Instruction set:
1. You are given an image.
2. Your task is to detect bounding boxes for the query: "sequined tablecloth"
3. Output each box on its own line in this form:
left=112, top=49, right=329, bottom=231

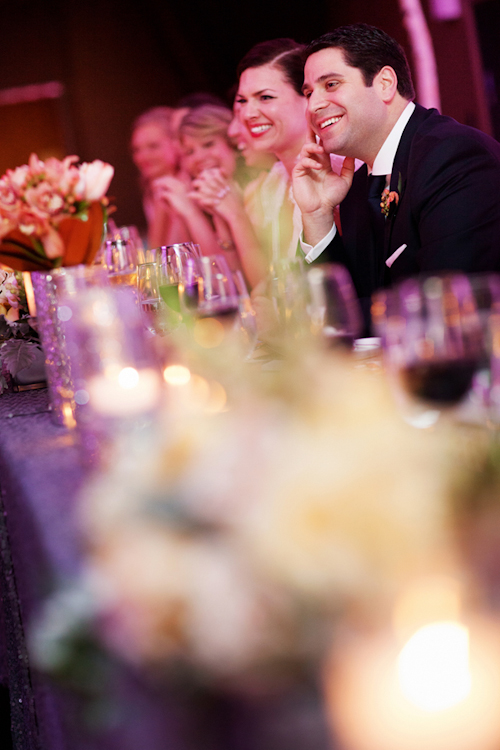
left=0, top=389, right=87, bottom=750
left=0, top=389, right=334, bottom=750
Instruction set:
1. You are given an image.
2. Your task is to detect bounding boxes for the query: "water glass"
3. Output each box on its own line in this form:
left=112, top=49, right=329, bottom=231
left=63, top=286, right=162, bottom=465
left=31, top=265, right=108, bottom=426
left=306, top=264, right=363, bottom=349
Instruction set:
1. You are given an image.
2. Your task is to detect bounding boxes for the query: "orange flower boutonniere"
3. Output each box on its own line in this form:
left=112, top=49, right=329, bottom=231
left=380, top=188, right=399, bottom=218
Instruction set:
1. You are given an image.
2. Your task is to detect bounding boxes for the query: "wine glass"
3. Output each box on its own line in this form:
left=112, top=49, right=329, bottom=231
left=136, top=262, right=165, bottom=335
left=372, top=274, right=484, bottom=424
left=466, top=274, right=500, bottom=422
left=268, top=258, right=309, bottom=337
left=233, top=269, right=258, bottom=353
left=196, top=255, right=239, bottom=325
left=174, top=254, right=201, bottom=317
left=305, top=263, right=363, bottom=349
left=104, top=239, right=137, bottom=287
left=155, top=242, right=201, bottom=266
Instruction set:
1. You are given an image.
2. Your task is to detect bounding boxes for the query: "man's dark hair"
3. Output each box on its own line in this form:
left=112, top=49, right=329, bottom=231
left=237, top=38, right=306, bottom=96
left=305, top=24, right=415, bottom=100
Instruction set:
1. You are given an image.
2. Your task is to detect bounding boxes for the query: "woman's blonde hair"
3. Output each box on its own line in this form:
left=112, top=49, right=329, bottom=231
left=179, top=104, right=234, bottom=144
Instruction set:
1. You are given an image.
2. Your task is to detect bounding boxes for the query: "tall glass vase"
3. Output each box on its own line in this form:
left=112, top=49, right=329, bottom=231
left=31, top=266, right=107, bottom=427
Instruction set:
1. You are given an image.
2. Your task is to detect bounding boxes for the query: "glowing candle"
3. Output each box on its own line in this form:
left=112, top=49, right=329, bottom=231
left=87, top=366, right=161, bottom=417
left=325, top=579, right=500, bottom=750
left=22, top=271, right=37, bottom=316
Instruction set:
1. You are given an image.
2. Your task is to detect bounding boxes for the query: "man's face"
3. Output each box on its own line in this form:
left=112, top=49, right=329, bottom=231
left=303, top=47, right=387, bottom=164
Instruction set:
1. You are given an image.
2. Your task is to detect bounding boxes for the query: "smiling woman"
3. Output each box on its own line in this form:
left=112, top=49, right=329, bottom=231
left=180, top=106, right=237, bottom=180
left=236, top=39, right=307, bottom=176
left=151, top=104, right=268, bottom=285
left=230, top=39, right=309, bottom=264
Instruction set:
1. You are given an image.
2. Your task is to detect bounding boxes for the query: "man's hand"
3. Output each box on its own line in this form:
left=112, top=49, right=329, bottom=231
left=292, top=131, right=355, bottom=246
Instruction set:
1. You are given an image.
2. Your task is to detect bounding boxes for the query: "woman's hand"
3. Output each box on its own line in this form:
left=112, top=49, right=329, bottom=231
left=189, top=168, right=243, bottom=217
left=153, top=175, right=193, bottom=216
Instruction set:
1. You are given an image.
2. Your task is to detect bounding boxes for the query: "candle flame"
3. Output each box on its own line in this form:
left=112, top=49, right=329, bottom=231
left=398, top=621, right=471, bottom=711
left=163, top=365, right=191, bottom=386
left=118, top=367, right=140, bottom=390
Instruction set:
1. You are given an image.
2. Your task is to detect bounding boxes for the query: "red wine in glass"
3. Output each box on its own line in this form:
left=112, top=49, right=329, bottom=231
left=197, top=302, right=239, bottom=326
left=400, top=358, right=478, bottom=405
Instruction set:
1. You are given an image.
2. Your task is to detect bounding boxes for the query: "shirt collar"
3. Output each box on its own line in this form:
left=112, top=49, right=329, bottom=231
left=370, top=101, right=416, bottom=176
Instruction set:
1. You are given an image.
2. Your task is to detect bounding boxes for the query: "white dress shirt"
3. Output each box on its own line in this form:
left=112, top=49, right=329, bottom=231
left=300, top=101, right=416, bottom=263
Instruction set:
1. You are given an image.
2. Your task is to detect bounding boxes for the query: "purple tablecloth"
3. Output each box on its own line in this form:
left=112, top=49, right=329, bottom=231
left=0, top=389, right=86, bottom=750
left=0, top=389, right=334, bottom=750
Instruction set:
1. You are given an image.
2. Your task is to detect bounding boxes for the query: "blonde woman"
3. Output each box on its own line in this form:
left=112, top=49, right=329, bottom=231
left=154, top=105, right=266, bottom=286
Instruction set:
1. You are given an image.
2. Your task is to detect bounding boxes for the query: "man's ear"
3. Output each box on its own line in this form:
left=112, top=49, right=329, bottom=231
left=375, top=65, right=398, bottom=103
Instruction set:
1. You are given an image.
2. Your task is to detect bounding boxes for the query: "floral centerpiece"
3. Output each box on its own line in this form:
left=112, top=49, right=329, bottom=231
left=0, top=270, right=40, bottom=393
left=0, top=153, right=114, bottom=271
left=0, top=153, right=114, bottom=396
left=31, top=341, right=454, bottom=699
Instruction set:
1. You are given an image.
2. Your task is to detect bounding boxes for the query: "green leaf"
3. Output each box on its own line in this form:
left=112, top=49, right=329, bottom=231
left=1, top=339, right=39, bottom=376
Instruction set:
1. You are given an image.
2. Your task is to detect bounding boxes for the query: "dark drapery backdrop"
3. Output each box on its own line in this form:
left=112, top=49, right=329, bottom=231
left=0, top=0, right=496, bottom=235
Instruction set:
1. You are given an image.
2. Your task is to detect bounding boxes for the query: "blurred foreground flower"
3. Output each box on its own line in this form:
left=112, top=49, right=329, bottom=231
left=62, top=345, right=455, bottom=690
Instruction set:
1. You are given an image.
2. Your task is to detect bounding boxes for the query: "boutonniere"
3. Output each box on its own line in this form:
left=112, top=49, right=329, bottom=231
left=380, top=173, right=402, bottom=218
left=380, top=188, right=399, bottom=217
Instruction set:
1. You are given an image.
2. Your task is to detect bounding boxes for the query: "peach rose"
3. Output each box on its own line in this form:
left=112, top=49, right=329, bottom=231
left=25, top=181, right=65, bottom=217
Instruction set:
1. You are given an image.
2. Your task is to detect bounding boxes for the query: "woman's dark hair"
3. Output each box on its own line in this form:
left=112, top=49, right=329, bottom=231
left=305, top=24, right=415, bottom=100
left=237, top=38, right=306, bottom=96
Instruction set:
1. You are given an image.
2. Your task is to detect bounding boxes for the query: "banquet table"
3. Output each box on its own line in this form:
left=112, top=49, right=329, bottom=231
left=0, top=388, right=335, bottom=750
left=0, top=388, right=88, bottom=750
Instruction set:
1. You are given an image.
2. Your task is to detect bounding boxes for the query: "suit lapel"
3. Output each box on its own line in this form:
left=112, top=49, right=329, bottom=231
left=339, top=164, right=382, bottom=298
left=384, top=104, right=435, bottom=259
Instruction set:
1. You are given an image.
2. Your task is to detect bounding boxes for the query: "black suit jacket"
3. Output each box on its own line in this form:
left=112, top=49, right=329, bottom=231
left=320, top=104, right=500, bottom=303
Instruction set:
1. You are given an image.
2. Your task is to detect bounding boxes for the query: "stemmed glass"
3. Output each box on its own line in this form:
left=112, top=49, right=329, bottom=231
left=177, top=254, right=201, bottom=316
left=372, top=274, right=485, bottom=423
left=233, top=269, right=258, bottom=353
left=155, top=242, right=201, bottom=266
left=305, top=263, right=363, bottom=349
left=155, top=243, right=202, bottom=315
left=136, top=262, right=165, bottom=335
left=467, top=274, right=500, bottom=421
left=196, top=255, right=240, bottom=324
left=157, top=256, right=181, bottom=312
left=104, top=239, right=138, bottom=287
left=267, top=258, right=309, bottom=339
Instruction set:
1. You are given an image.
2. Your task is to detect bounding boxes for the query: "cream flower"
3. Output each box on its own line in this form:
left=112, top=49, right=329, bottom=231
left=75, top=160, right=114, bottom=202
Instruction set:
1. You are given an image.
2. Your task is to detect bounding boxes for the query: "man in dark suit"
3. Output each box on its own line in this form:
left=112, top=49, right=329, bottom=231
left=293, top=24, right=500, bottom=315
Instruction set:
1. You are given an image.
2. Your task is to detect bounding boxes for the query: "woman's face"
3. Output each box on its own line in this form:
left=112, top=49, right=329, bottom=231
left=131, top=123, right=178, bottom=182
left=228, top=110, right=276, bottom=170
left=181, top=133, right=237, bottom=178
left=236, top=64, right=308, bottom=160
